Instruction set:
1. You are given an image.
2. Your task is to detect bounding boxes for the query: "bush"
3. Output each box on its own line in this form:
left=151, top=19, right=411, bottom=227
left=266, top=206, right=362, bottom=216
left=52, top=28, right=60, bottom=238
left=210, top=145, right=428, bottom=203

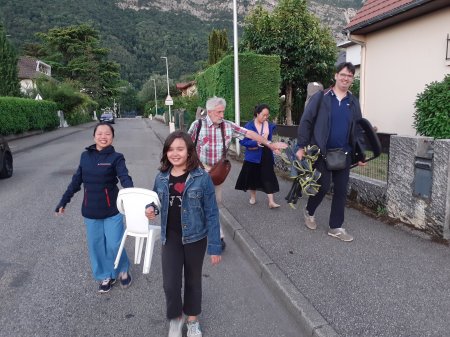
left=0, top=97, right=59, bottom=135
left=143, top=100, right=163, bottom=117
left=173, top=95, right=200, bottom=128
left=36, top=78, right=97, bottom=122
left=414, top=74, right=450, bottom=139
left=351, top=77, right=360, bottom=100
left=196, top=53, right=281, bottom=123
left=66, top=110, right=93, bottom=126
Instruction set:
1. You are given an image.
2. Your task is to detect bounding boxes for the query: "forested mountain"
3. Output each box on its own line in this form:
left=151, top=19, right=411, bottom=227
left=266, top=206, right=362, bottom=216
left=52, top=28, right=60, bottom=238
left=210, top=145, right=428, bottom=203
left=0, top=0, right=362, bottom=89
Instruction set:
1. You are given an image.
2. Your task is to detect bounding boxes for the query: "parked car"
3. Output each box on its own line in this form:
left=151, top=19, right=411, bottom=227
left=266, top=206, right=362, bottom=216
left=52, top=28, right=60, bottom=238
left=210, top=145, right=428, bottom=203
left=99, top=112, right=115, bottom=124
left=0, top=136, right=13, bottom=179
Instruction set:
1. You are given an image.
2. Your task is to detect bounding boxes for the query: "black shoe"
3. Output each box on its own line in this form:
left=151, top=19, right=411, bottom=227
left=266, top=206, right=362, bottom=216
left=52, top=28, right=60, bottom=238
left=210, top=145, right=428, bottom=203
left=98, top=278, right=115, bottom=293
left=119, top=271, right=132, bottom=289
left=221, top=238, right=226, bottom=252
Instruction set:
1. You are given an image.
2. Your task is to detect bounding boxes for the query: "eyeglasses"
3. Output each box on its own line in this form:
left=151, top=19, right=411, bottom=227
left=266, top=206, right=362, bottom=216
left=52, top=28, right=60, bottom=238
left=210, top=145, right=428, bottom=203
left=338, top=73, right=354, bottom=80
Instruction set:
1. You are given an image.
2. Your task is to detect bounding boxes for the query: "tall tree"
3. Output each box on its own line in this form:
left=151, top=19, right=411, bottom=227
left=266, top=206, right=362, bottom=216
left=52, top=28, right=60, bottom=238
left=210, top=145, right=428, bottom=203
left=36, top=24, right=121, bottom=107
left=116, top=83, right=139, bottom=115
left=0, top=24, right=20, bottom=97
left=208, top=29, right=229, bottom=65
left=241, top=0, right=337, bottom=125
left=138, top=74, right=176, bottom=106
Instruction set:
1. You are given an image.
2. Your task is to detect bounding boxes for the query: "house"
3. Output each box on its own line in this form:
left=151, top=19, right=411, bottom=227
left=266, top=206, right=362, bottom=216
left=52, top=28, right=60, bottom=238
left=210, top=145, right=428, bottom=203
left=344, top=0, right=450, bottom=136
left=175, top=81, right=197, bottom=97
left=17, top=56, right=52, bottom=96
left=337, top=40, right=361, bottom=77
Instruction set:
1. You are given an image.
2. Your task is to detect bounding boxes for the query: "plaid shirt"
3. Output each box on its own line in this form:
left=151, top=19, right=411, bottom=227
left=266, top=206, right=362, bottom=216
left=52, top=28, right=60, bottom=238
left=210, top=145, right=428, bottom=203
left=188, top=115, right=248, bottom=166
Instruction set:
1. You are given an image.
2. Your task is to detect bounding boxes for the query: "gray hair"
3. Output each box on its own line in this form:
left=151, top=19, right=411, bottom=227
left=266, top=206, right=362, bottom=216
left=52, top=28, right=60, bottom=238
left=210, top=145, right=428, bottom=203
left=206, top=96, right=226, bottom=112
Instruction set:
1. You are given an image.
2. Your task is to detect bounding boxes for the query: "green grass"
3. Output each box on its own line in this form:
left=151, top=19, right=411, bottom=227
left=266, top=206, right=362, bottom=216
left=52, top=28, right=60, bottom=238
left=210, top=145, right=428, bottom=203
left=352, top=151, right=388, bottom=181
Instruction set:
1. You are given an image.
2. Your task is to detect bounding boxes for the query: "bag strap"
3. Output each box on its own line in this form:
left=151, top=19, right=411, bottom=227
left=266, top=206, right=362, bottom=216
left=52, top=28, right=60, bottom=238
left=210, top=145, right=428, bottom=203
left=220, top=121, right=227, bottom=158
left=194, top=118, right=202, bottom=147
left=194, top=118, right=227, bottom=158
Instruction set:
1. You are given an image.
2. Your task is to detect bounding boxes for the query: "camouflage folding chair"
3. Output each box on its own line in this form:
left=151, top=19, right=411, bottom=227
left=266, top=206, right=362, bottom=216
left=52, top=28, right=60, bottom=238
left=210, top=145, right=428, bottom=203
left=281, top=143, right=322, bottom=209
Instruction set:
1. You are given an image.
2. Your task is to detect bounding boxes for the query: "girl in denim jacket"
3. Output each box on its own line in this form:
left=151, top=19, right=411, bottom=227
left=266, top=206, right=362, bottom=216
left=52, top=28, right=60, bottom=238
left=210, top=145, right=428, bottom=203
left=145, top=131, right=221, bottom=337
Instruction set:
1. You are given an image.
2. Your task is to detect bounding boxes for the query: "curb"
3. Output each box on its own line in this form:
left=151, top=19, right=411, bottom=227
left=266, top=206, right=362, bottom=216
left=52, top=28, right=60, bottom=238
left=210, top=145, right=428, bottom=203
left=220, top=206, right=339, bottom=337
left=8, top=123, right=96, bottom=154
left=4, top=129, right=45, bottom=141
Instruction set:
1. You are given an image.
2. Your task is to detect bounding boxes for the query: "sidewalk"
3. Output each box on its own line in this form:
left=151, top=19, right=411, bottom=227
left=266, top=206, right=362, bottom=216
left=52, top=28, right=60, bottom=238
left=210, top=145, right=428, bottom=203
left=14, top=120, right=450, bottom=337
left=149, top=119, right=450, bottom=337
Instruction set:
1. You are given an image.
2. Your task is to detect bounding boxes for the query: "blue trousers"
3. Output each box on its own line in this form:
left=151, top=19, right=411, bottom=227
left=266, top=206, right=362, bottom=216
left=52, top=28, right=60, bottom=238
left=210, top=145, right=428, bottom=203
left=306, top=156, right=351, bottom=229
left=84, top=213, right=129, bottom=281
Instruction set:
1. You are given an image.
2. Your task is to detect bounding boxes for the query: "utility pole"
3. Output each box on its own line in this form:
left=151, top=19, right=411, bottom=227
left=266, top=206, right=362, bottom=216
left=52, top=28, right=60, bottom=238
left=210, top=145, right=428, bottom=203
left=152, top=78, right=158, bottom=117
left=161, top=56, right=175, bottom=132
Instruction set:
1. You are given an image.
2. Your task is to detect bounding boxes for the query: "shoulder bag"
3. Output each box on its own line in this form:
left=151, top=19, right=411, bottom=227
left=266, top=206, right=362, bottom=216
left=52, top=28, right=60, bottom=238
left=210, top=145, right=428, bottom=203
left=311, top=92, right=348, bottom=171
left=324, top=148, right=348, bottom=170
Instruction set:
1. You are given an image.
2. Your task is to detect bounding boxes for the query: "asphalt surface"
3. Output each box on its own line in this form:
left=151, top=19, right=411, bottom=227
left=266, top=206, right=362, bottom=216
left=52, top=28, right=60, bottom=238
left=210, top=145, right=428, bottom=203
left=1, top=119, right=301, bottom=337
left=6, top=119, right=450, bottom=337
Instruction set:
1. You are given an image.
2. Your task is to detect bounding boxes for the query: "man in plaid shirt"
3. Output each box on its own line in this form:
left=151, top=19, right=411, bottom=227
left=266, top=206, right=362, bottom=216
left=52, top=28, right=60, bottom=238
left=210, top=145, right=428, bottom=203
left=188, top=96, right=286, bottom=250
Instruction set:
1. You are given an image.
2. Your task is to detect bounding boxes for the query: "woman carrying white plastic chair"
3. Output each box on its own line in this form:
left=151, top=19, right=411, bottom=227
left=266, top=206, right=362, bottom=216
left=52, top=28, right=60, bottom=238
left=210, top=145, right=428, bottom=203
left=55, top=123, right=133, bottom=294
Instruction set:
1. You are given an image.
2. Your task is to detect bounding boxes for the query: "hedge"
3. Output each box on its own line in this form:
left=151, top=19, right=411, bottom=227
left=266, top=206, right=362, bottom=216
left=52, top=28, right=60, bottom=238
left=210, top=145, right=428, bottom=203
left=196, top=52, right=281, bottom=123
left=414, top=74, right=450, bottom=139
left=0, top=97, right=59, bottom=135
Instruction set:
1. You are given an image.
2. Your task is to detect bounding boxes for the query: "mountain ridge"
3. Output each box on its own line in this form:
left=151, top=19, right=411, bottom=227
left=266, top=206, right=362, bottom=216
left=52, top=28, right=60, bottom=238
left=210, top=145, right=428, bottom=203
left=0, top=0, right=362, bottom=88
left=116, top=0, right=361, bottom=40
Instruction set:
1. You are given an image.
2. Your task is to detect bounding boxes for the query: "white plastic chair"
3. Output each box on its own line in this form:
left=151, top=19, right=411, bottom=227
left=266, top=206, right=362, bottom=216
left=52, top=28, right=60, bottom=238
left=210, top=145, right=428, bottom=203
left=115, top=187, right=161, bottom=274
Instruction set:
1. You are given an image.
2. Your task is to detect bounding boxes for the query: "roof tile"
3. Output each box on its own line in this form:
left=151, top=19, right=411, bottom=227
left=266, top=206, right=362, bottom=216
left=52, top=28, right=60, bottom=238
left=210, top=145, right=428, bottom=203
left=346, top=0, right=414, bottom=30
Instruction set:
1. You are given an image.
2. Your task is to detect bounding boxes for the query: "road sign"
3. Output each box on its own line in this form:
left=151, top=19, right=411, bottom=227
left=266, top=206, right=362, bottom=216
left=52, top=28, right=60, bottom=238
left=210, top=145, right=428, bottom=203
left=165, top=95, right=173, bottom=106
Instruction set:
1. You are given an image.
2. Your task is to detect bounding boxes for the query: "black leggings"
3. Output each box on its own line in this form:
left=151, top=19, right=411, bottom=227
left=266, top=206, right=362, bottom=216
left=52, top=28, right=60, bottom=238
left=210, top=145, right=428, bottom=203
left=161, top=230, right=207, bottom=319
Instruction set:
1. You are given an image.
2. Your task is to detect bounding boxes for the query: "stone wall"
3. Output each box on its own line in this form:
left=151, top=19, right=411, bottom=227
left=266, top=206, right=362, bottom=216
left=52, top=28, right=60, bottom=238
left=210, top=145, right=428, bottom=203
left=245, top=134, right=450, bottom=240
left=431, top=139, right=450, bottom=239
left=348, top=174, right=386, bottom=210
left=386, top=136, right=450, bottom=239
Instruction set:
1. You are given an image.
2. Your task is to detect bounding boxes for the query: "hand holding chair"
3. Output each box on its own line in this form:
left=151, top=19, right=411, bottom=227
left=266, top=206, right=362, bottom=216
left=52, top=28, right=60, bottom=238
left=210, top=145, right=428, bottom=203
left=115, top=188, right=161, bottom=274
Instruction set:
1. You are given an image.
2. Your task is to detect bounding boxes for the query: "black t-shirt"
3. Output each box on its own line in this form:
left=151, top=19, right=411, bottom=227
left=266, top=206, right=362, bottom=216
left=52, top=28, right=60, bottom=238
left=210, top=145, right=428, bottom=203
left=167, top=171, right=189, bottom=236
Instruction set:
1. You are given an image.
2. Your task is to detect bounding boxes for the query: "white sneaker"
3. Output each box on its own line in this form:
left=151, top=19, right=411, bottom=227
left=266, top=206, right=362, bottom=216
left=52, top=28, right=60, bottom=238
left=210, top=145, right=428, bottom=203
left=168, top=316, right=184, bottom=337
left=303, top=207, right=317, bottom=230
left=186, top=320, right=202, bottom=337
left=328, top=228, right=353, bottom=242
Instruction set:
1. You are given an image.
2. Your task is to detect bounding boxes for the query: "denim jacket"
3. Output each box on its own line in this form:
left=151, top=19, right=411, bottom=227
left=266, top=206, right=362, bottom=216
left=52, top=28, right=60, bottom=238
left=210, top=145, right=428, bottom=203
left=153, top=167, right=222, bottom=255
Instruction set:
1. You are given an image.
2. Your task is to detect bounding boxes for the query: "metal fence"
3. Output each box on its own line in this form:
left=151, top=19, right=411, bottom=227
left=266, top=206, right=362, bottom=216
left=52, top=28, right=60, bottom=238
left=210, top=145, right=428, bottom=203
left=351, top=151, right=389, bottom=181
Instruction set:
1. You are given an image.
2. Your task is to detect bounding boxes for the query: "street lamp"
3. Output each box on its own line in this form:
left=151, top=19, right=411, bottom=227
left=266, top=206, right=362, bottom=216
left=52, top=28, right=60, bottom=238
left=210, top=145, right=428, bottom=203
left=161, top=56, right=175, bottom=132
left=151, top=78, right=158, bottom=118
left=232, top=0, right=241, bottom=155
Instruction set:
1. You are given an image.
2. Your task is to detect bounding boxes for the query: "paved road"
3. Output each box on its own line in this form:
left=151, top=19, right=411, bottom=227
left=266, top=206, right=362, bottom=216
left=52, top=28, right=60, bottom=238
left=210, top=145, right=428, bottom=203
left=5, top=118, right=450, bottom=337
left=0, top=119, right=303, bottom=337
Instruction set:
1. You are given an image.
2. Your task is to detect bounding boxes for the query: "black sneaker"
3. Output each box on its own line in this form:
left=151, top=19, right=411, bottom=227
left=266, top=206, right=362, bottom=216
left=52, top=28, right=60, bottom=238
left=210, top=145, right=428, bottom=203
left=221, top=238, right=226, bottom=252
left=119, top=271, right=132, bottom=289
left=98, top=278, right=115, bottom=293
